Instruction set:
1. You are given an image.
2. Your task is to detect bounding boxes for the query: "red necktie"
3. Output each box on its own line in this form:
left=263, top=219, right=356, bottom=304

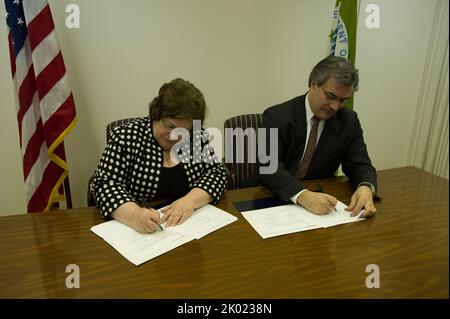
left=296, top=116, right=320, bottom=180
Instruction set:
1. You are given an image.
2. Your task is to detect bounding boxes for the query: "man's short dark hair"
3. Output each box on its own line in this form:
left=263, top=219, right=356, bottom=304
left=308, top=56, right=359, bottom=91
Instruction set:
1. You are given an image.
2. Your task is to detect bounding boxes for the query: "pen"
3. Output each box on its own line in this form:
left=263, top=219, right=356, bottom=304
left=150, top=216, right=163, bottom=231
left=142, top=199, right=164, bottom=231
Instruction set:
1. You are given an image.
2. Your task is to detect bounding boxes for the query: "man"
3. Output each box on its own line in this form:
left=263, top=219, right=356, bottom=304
left=258, top=56, right=377, bottom=218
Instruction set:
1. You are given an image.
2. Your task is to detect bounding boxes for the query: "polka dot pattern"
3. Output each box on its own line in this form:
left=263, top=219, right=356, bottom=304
left=91, top=117, right=228, bottom=218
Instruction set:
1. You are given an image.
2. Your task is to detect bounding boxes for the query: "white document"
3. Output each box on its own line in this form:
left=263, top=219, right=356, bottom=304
left=91, top=204, right=237, bottom=266
left=159, top=205, right=238, bottom=239
left=241, top=201, right=365, bottom=239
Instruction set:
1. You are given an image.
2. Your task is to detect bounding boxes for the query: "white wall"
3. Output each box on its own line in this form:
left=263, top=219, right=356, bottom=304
left=357, top=0, right=438, bottom=169
left=0, top=0, right=439, bottom=216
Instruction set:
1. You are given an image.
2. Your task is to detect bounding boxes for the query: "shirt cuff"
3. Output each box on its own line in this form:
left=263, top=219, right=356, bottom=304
left=290, top=189, right=308, bottom=205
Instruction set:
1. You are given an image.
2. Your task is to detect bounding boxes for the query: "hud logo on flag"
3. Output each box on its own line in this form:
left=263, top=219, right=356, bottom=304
left=330, top=3, right=350, bottom=59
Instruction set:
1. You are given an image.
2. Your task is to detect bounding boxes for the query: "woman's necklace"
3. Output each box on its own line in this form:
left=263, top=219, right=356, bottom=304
left=163, top=151, right=176, bottom=167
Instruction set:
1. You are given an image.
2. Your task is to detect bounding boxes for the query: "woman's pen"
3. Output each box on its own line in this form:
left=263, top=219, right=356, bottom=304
left=151, top=218, right=163, bottom=231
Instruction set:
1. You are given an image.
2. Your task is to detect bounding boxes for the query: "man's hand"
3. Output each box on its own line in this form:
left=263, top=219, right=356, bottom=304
left=161, top=196, right=195, bottom=227
left=297, top=190, right=338, bottom=215
left=345, top=186, right=377, bottom=218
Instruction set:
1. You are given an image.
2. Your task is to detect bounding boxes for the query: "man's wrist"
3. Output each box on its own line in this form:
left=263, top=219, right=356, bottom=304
left=357, top=182, right=376, bottom=195
left=291, top=189, right=308, bottom=205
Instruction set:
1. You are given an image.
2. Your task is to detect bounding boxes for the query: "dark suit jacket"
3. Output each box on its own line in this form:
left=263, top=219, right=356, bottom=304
left=256, top=94, right=377, bottom=202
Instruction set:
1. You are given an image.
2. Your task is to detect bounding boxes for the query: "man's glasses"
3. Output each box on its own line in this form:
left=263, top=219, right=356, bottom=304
left=319, top=86, right=350, bottom=105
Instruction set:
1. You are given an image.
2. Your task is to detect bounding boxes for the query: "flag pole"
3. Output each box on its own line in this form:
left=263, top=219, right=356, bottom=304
left=63, top=175, right=73, bottom=209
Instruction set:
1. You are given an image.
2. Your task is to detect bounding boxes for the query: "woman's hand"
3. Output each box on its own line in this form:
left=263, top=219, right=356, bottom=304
left=131, top=207, right=162, bottom=233
left=112, top=202, right=162, bottom=234
left=161, top=196, right=195, bottom=227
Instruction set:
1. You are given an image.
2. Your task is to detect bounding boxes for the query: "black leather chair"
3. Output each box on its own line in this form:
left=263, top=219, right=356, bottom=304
left=223, top=113, right=263, bottom=189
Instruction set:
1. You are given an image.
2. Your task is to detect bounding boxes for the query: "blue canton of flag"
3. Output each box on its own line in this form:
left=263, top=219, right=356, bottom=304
left=5, top=0, right=27, bottom=56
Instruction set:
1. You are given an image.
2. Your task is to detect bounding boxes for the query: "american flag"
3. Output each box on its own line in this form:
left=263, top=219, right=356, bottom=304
left=4, top=0, right=76, bottom=213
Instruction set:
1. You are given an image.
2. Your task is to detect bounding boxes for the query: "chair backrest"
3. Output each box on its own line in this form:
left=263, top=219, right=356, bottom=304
left=223, top=113, right=263, bottom=189
left=87, top=117, right=143, bottom=206
left=106, top=117, right=142, bottom=143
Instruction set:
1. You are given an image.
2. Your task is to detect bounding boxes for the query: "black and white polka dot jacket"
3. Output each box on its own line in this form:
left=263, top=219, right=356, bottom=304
left=92, top=117, right=228, bottom=218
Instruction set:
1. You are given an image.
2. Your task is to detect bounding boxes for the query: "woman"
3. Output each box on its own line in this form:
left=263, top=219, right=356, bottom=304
left=92, top=78, right=228, bottom=233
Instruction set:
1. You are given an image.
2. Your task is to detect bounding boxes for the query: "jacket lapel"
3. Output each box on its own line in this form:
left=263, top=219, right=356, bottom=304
left=291, top=96, right=308, bottom=174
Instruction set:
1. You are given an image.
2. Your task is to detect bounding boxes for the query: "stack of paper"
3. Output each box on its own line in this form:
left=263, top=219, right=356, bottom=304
left=241, top=201, right=365, bottom=239
left=91, top=205, right=237, bottom=266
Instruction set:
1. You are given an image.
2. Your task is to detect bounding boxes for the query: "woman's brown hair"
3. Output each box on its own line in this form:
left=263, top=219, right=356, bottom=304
left=149, top=78, right=207, bottom=122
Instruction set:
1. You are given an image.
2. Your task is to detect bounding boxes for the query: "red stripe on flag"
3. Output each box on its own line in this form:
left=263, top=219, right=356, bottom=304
left=8, top=32, right=16, bottom=76
left=27, top=5, right=55, bottom=51
left=17, top=67, right=38, bottom=148
left=27, top=160, right=65, bottom=213
left=43, top=94, right=76, bottom=147
left=22, top=118, right=44, bottom=180
left=8, top=1, right=77, bottom=213
left=35, top=51, right=65, bottom=100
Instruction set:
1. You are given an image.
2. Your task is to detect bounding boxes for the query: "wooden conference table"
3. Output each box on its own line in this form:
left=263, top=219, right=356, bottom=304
left=0, top=166, right=448, bottom=298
